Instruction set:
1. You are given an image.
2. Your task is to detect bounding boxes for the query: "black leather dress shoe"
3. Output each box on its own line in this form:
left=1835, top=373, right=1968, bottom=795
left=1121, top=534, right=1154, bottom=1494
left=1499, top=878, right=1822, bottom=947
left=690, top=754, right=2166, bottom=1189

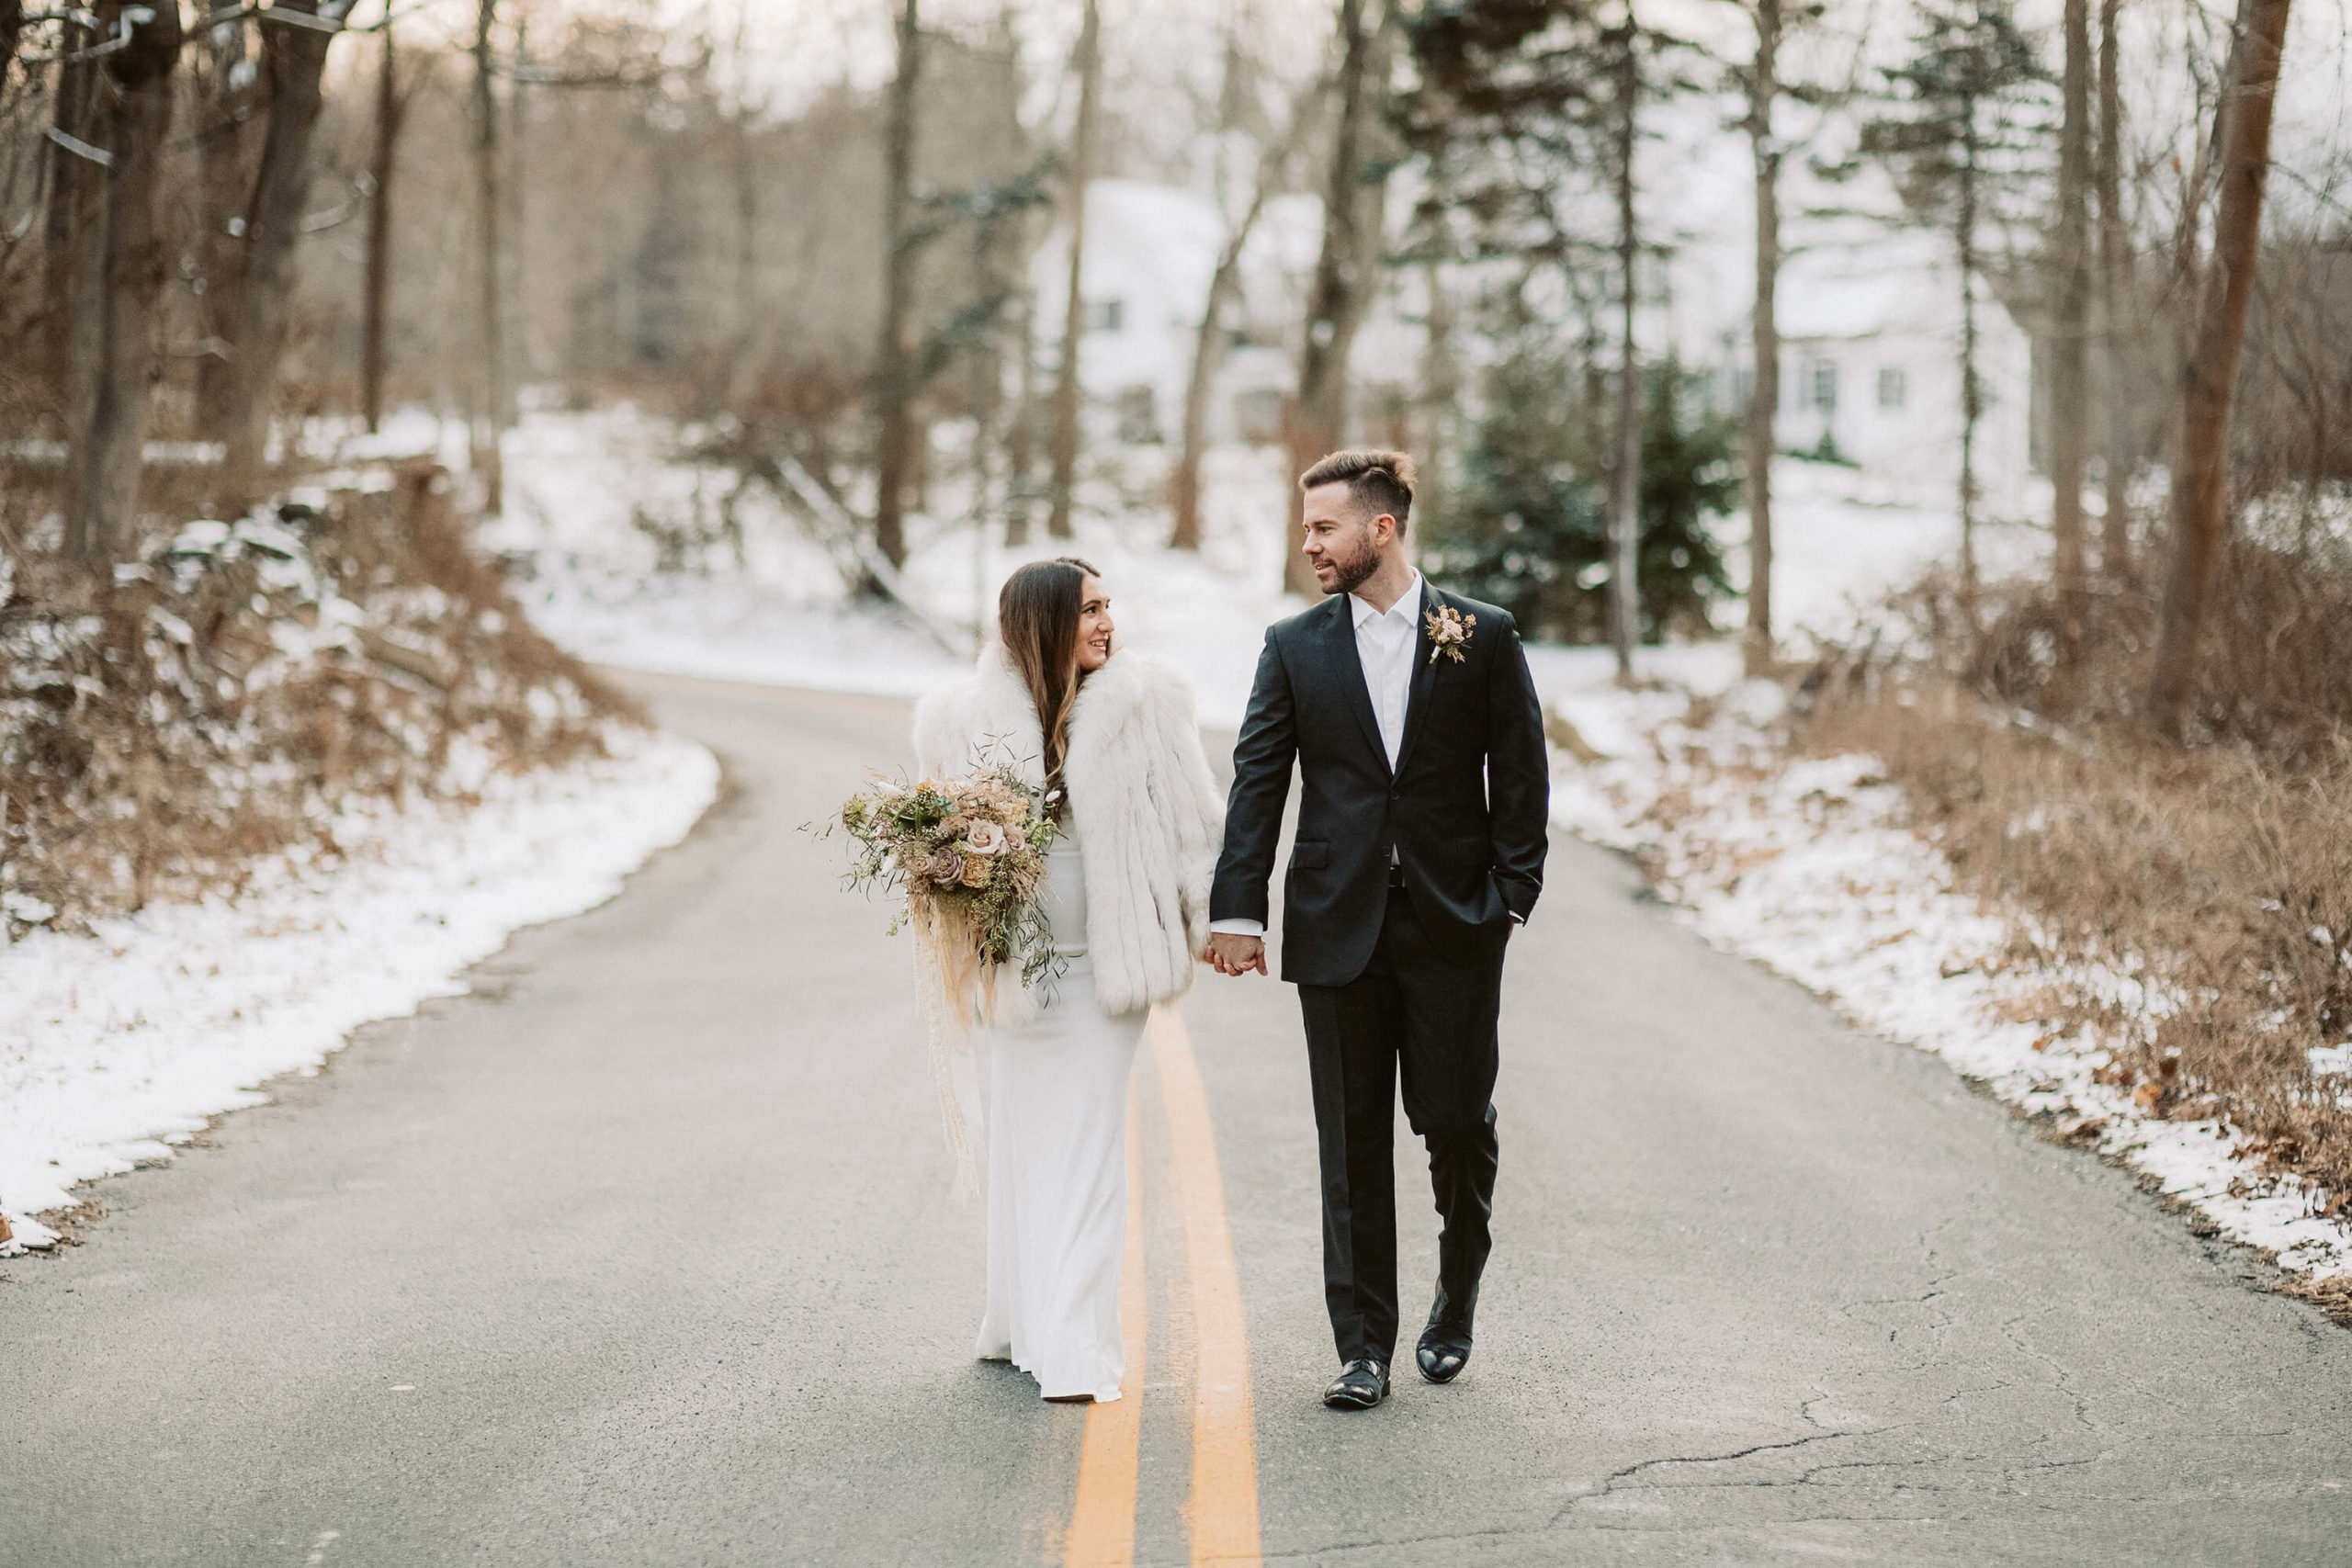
left=1416, top=1327, right=1471, bottom=1384
left=1323, top=1359, right=1389, bottom=1409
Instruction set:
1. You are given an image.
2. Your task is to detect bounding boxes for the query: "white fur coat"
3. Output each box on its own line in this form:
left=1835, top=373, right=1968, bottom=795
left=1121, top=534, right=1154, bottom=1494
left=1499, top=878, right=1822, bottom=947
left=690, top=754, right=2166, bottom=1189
left=913, top=645, right=1223, bottom=1017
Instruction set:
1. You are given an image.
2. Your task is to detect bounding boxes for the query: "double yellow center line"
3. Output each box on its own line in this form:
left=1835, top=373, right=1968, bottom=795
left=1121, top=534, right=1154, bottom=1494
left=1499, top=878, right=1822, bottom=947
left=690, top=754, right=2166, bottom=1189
left=1063, top=1008, right=1263, bottom=1568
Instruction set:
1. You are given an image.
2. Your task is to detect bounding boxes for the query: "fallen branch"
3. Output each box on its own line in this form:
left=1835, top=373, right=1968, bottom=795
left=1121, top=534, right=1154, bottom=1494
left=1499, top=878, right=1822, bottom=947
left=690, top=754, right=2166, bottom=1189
left=356, top=627, right=456, bottom=691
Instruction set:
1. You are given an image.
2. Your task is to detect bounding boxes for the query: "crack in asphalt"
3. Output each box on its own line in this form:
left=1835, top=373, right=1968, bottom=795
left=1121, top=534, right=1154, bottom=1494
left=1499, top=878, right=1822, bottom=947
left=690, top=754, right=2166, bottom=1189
left=1548, top=1429, right=1858, bottom=1525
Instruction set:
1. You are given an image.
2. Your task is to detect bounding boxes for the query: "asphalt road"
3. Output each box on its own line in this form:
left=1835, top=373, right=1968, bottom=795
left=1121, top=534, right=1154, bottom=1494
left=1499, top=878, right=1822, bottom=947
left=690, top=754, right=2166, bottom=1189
left=7, top=672, right=2352, bottom=1567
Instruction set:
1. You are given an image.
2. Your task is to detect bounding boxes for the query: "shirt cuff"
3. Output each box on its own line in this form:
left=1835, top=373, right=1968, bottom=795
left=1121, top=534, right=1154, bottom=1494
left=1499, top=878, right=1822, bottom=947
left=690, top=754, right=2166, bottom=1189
left=1208, top=918, right=1266, bottom=938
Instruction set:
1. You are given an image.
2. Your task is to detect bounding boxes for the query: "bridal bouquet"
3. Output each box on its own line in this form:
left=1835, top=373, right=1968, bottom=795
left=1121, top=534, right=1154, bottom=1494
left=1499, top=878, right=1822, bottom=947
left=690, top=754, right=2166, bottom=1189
left=834, top=764, right=1065, bottom=1019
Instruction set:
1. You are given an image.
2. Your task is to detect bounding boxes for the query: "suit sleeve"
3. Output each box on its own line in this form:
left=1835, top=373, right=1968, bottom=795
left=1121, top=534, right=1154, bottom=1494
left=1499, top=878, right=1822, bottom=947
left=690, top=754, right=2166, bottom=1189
left=1486, top=613, right=1549, bottom=923
left=1208, top=627, right=1298, bottom=928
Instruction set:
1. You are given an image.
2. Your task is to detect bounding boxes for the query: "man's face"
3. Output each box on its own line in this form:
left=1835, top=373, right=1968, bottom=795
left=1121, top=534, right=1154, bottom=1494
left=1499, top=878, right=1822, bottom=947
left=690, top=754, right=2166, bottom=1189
left=1301, top=483, right=1391, bottom=596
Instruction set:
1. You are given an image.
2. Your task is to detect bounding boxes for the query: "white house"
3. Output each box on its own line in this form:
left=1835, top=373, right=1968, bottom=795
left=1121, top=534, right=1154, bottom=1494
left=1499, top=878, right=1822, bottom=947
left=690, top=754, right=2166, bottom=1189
left=1028, top=152, right=2037, bottom=525
left=1651, top=109, right=2039, bottom=517
left=1026, top=179, right=1423, bottom=452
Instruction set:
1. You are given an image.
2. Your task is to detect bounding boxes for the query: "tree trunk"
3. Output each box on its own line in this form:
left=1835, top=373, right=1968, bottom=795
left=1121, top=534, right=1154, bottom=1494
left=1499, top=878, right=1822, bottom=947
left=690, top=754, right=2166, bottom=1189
left=1607, top=14, right=1641, bottom=680
left=2050, top=0, right=2093, bottom=615
left=193, top=14, right=259, bottom=436
left=63, top=0, right=183, bottom=562
left=1956, top=109, right=1982, bottom=625
left=2095, top=0, right=2132, bottom=576
left=1417, top=258, right=1458, bottom=538
left=1286, top=0, right=1387, bottom=597
left=2145, top=0, right=2293, bottom=739
left=967, top=217, right=1009, bottom=645
left=503, top=11, right=526, bottom=422
left=216, top=0, right=341, bottom=512
left=1173, top=79, right=1315, bottom=551
left=1742, top=0, right=1781, bottom=676
left=470, top=0, right=505, bottom=513
left=362, top=19, right=401, bottom=434
left=1045, top=0, right=1102, bottom=542
left=2158, top=11, right=2243, bottom=568
left=729, top=6, right=757, bottom=404
left=871, top=0, right=921, bottom=569
left=1004, top=282, right=1038, bottom=545
left=1170, top=245, right=1239, bottom=552
left=41, top=51, right=99, bottom=417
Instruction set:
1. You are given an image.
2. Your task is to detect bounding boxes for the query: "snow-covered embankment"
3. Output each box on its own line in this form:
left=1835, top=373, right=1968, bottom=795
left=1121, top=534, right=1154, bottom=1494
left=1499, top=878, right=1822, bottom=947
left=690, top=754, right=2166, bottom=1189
left=0, top=728, right=717, bottom=1254
left=1547, top=660, right=2352, bottom=1286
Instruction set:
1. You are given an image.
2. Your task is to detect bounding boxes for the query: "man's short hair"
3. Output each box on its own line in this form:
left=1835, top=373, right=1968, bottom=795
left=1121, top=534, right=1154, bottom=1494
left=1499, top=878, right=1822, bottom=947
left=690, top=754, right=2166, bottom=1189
left=1300, top=448, right=1417, bottom=534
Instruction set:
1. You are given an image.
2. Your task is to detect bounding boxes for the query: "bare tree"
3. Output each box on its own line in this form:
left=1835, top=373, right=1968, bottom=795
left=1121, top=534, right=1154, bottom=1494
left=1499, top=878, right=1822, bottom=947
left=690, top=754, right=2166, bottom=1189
left=61, top=0, right=185, bottom=560
left=41, top=48, right=98, bottom=408
left=209, top=0, right=354, bottom=509
left=192, top=13, right=260, bottom=426
left=1044, top=0, right=1102, bottom=542
left=1865, top=0, right=2041, bottom=627
left=1607, top=10, right=1641, bottom=680
left=2094, top=0, right=2131, bottom=576
left=1740, top=0, right=1781, bottom=675
left=726, top=0, right=759, bottom=401
left=471, top=0, right=507, bottom=512
left=2048, top=0, right=2093, bottom=608
left=2145, top=0, right=2294, bottom=738
left=1171, top=73, right=1321, bottom=552
left=361, top=17, right=413, bottom=434
left=872, top=0, right=921, bottom=568
left=1003, top=284, right=1039, bottom=545
left=1285, top=0, right=1390, bottom=597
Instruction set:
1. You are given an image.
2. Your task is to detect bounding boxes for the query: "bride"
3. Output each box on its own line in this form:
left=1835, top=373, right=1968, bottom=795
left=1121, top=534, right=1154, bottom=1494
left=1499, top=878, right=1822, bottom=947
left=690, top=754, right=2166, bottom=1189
left=912, top=557, right=1223, bottom=1403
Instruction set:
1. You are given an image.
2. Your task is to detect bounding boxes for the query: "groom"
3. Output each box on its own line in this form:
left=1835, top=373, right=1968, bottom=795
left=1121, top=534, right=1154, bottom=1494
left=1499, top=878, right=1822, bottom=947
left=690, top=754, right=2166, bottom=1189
left=1207, top=449, right=1549, bottom=1410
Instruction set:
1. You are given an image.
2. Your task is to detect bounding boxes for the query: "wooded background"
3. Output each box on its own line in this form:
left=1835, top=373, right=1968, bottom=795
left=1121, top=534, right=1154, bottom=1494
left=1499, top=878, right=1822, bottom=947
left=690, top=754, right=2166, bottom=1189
left=3, top=0, right=2348, bottom=740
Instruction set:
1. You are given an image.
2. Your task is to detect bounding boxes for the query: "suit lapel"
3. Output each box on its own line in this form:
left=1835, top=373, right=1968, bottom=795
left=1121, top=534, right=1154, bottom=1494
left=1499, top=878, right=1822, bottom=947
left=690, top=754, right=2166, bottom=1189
left=1322, top=593, right=1392, bottom=777
left=1394, top=579, right=1441, bottom=775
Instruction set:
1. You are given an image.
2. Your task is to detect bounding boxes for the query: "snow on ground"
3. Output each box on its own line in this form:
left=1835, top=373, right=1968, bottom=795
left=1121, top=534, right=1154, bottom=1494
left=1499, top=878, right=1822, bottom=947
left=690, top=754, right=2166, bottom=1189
left=1548, top=666, right=2352, bottom=1284
left=451, top=405, right=1306, bottom=726
left=423, top=406, right=2018, bottom=729
left=0, top=728, right=717, bottom=1253
left=1713, top=457, right=2052, bottom=648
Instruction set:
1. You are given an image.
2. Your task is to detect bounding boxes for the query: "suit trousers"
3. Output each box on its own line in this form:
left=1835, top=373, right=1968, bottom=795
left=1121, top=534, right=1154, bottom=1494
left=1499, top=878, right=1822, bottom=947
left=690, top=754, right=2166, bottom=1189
left=1297, top=884, right=1505, bottom=1367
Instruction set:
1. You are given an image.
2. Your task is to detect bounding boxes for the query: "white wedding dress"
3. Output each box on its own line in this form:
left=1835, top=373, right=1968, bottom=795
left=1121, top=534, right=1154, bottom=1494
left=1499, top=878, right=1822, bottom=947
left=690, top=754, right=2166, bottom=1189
left=974, top=814, right=1147, bottom=1401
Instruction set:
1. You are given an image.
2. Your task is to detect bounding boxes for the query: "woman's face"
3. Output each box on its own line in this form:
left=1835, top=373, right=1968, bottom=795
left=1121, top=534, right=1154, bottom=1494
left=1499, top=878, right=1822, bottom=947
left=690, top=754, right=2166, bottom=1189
left=1075, top=575, right=1114, bottom=672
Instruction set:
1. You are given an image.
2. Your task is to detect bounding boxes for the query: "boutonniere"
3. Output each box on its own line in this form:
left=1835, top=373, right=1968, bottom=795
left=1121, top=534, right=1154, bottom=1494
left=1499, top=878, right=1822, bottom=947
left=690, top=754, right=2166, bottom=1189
left=1423, top=604, right=1476, bottom=665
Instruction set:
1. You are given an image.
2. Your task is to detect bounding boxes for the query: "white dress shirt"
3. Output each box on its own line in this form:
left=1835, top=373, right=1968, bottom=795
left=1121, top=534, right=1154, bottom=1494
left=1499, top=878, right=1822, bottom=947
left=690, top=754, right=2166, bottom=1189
left=1212, top=573, right=1423, bottom=941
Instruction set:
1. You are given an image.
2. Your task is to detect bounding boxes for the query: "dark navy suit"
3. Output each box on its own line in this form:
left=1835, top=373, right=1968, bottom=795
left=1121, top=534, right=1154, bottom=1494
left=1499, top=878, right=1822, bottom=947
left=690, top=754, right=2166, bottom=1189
left=1210, top=581, right=1549, bottom=1364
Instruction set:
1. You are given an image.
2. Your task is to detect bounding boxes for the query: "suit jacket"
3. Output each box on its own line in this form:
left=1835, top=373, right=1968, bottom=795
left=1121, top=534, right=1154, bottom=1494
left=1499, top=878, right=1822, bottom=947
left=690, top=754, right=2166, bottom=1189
left=1209, top=581, right=1550, bottom=987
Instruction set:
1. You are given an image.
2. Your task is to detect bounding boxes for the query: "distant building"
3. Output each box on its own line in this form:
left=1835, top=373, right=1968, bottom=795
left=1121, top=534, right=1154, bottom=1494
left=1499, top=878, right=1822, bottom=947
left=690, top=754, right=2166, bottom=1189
left=1651, top=108, right=2040, bottom=517
left=1029, top=154, right=2038, bottom=524
left=1027, top=179, right=1421, bottom=453
left=1692, top=227, right=2036, bottom=514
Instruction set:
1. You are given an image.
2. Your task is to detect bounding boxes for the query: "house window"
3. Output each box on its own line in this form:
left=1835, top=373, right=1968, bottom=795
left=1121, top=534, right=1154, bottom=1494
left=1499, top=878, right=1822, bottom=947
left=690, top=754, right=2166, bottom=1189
left=1084, top=298, right=1124, bottom=334
left=1809, top=358, right=1839, bottom=413
left=1730, top=365, right=1754, bottom=412
left=1877, top=367, right=1907, bottom=411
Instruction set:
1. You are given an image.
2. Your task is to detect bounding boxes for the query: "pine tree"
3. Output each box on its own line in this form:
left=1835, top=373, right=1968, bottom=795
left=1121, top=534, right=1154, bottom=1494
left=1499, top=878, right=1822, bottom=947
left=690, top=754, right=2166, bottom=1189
left=1426, top=313, right=1734, bottom=644
left=1862, top=0, right=2050, bottom=624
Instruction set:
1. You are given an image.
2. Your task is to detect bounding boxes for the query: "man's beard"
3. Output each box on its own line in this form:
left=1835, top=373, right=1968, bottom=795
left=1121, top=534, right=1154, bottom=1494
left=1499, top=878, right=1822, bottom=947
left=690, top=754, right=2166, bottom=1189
left=1320, top=530, right=1380, bottom=596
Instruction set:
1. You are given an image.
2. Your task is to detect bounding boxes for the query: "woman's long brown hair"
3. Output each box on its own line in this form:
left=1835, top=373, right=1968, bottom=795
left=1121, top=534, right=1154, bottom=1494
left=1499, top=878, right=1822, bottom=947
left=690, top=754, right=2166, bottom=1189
left=997, top=557, right=1100, bottom=817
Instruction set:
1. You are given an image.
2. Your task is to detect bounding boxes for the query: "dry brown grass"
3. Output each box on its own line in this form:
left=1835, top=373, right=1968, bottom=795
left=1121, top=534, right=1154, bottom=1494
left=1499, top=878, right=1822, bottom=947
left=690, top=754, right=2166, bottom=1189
left=0, top=463, right=641, bottom=936
left=1796, top=549, right=2352, bottom=1213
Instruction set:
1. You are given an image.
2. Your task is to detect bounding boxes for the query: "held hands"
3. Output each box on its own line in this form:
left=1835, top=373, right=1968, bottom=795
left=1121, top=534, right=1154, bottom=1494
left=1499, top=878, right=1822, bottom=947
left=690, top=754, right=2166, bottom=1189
left=1204, top=931, right=1267, bottom=978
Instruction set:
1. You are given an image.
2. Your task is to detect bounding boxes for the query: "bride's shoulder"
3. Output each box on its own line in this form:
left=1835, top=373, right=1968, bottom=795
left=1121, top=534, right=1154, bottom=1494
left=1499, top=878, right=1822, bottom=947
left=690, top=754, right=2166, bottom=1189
left=912, top=650, right=1026, bottom=761
left=1092, top=649, right=1196, bottom=713
left=1073, top=655, right=1202, bottom=755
